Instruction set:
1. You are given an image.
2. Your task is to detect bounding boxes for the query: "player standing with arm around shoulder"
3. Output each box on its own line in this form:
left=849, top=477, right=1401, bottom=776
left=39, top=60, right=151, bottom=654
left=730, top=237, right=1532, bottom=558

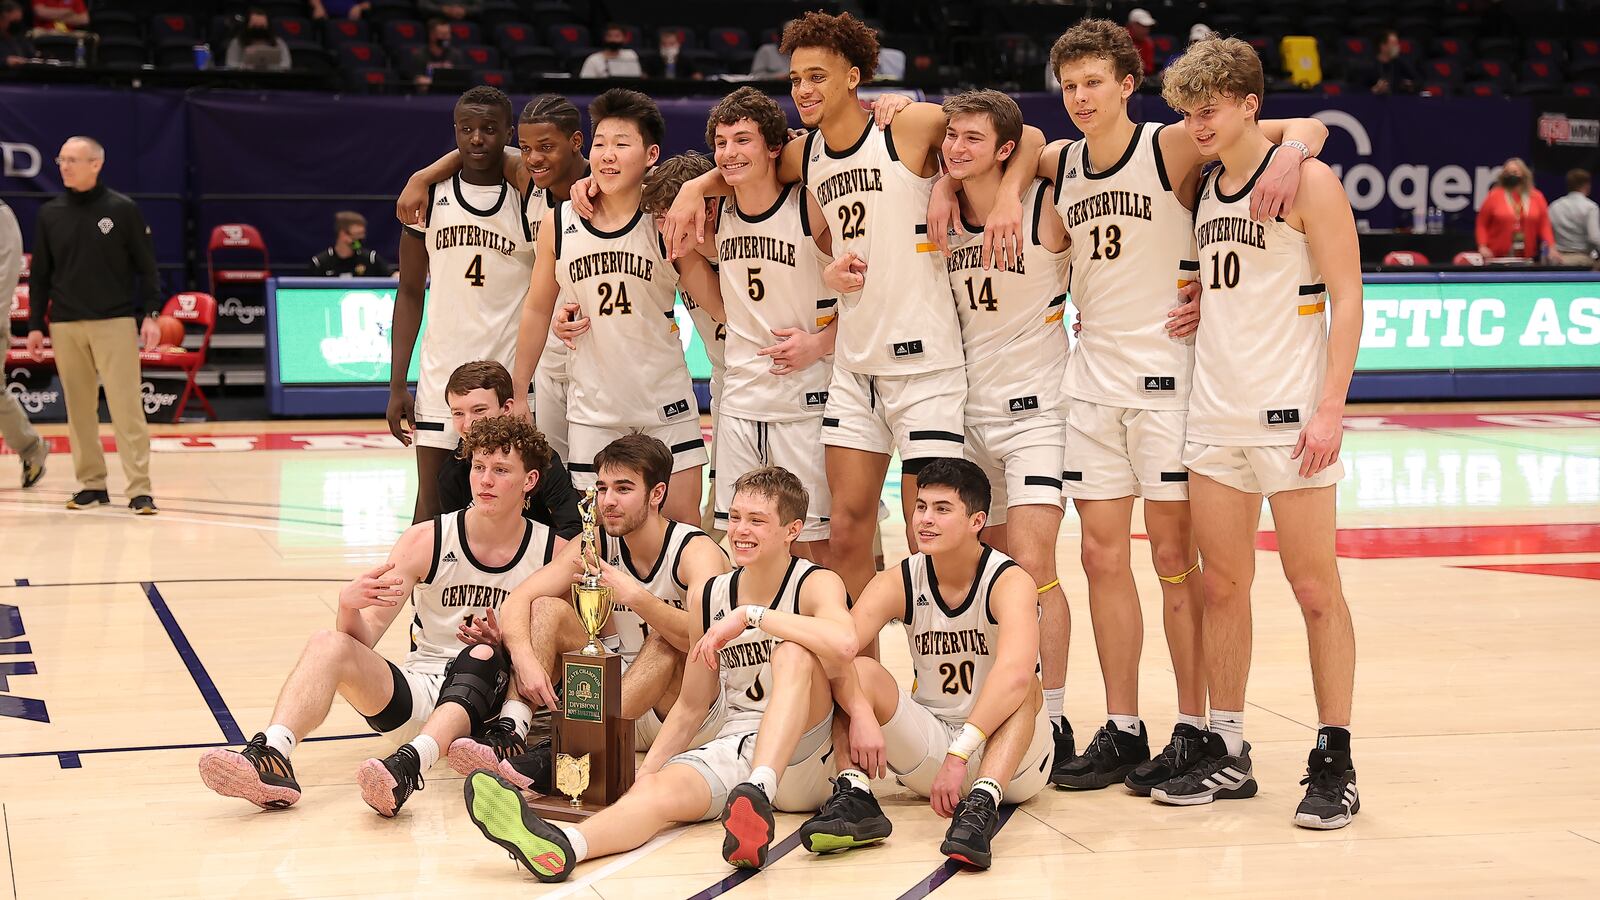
left=462, top=467, right=856, bottom=880
left=1152, top=37, right=1362, bottom=831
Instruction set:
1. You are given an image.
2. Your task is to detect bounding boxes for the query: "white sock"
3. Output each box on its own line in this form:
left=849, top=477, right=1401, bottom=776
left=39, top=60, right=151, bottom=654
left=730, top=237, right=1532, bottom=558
left=839, top=768, right=873, bottom=795
left=1108, top=714, right=1142, bottom=736
left=499, top=699, right=534, bottom=738
left=263, top=724, right=297, bottom=759
left=970, top=777, right=1003, bottom=805
left=1176, top=713, right=1207, bottom=730
left=1209, top=708, right=1245, bottom=756
left=407, top=734, right=440, bottom=770
left=560, top=826, right=589, bottom=863
left=749, top=765, right=778, bottom=799
left=1043, top=688, right=1065, bottom=727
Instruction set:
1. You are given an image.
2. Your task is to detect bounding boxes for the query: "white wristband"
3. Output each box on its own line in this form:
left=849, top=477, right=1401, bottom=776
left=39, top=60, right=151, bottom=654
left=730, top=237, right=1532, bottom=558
left=946, top=722, right=987, bottom=761
left=1283, top=139, right=1310, bottom=161
left=744, top=606, right=766, bottom=632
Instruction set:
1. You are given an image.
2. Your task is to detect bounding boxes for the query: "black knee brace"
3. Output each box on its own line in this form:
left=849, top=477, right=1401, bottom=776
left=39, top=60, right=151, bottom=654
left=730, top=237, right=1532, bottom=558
left=438, top=644, right=510, bottom=732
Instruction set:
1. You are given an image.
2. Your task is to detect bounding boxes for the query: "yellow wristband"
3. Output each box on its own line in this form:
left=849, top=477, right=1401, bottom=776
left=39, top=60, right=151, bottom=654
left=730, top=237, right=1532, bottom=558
left=1157, top=561, right=1201, bottom=584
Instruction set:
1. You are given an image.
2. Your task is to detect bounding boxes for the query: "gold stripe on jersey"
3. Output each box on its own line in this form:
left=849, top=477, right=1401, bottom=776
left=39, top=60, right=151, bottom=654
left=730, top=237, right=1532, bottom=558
left=1298, top=301, right=1327, bottom=316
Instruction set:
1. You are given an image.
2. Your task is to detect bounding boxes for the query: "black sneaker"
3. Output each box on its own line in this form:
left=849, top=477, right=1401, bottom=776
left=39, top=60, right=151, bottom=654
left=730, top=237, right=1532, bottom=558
left=1052, top=720, right=1150, bottom=790
left=1126, top=723, right=1210, bottom=796
left=499, top=738, right=553, bottom=793
left=464, top=769, right=574, bottom=883
left=66, top=489, right=109, bottom=509
left=1150, top=731, right=1258, bottom=806
left=356, top=743, right=425, bottom=817
left=940, top=789, right=1001, bottom=869
left=721, top=782, right=776, bottom=869
left=20, top=448, right=45, bottom=489
left=449, top=717, right=529, bottom=777
left=129, top=494, right=158, bottom=515
left=1051, top=721, right=1076, bottom=771
left=197, top=732, right=302, bottom=809
left=1295, top=749, right=1360, bottom=830
left=799, top=778, right=893, bottom=854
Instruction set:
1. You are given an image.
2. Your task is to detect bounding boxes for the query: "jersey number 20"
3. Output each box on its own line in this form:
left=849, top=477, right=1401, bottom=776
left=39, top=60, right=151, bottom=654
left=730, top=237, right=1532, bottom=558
left=939, top=660, right=975, bottom=694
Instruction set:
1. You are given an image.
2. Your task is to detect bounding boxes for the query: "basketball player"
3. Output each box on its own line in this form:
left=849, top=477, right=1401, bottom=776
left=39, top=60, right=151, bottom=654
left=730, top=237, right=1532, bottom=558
left=798, top=458, right=1048, bottom=870
left=1003, top=19, right=1329, bottom=793
left=197, top=417, right=558, bottom=817
left=400, top=95, right=591, bottom=463
left=390, top=86, right=540, bottom=524
left=482, top=433, right=730, bottom=791
left=463, top=466, right=854, bottom=879
left=1154, top=38, right=1361, bottom=830
left=509, top=89, right=723, bottom=527
left=658, top=11, right=1044, bottom=602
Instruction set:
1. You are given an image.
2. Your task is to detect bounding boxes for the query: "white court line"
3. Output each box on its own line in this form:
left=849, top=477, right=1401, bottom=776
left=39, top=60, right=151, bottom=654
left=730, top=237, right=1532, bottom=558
left=0, top=500, right=381, bottom=543
left=537, top=826, right=689, bottom=900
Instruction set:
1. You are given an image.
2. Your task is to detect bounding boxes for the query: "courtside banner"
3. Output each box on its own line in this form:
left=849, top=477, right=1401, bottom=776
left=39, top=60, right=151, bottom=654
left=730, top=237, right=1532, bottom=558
left=1357, top=277, right=1600, bottom=371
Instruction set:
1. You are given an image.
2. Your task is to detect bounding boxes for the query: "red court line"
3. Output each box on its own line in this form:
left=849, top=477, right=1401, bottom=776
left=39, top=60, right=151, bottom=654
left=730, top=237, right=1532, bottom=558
left=1455, top=562, right=1600, bottom=581
left=1254, top=524, right=1600, bottom=559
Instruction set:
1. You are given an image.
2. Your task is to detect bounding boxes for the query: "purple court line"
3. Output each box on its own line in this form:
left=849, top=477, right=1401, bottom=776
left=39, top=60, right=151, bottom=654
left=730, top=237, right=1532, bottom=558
left=680, top=829, right=805, bottom=900
left=892, top=805, right=1017, bottom=900
left=0, top=732, right=378, bottom=769
left=141, top=582, right=246, bottom=745
left=2, top=577, right=343, bottom=590
left=4, top=802, right=16, bottom=900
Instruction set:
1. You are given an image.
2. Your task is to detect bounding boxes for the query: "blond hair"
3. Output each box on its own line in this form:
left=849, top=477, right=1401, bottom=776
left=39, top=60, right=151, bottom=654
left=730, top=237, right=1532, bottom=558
left=731, top=466, right=809, bottom=527
left=1160, top=38, right=1265, bottom=117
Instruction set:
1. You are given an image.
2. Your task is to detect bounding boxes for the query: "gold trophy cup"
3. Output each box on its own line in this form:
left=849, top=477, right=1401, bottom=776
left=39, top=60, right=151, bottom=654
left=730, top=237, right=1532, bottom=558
left=572, top=490, right=614, bottom=654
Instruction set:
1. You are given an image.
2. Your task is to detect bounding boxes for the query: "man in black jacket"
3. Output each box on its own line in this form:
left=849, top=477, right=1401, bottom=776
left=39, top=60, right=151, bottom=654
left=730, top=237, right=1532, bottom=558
left=25, top=136, right=160, bottom=514
left=438, top=360, right=580, bottom=538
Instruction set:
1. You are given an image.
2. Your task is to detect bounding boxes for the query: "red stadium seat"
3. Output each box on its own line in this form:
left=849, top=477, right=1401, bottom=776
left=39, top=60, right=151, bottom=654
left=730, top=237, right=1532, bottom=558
left=325, top=19, right=370, bottom=45
left=1383, top=250, right=1429, bottom=267
left=140, top=292, right=218, bottom=422
left=149, top=13, right=195, bottom=41
left=448, top=22, right=482, bottom=45
left=1453, top=251, right=1487, bottom=266
left=207, top=224, right=271, bottom=296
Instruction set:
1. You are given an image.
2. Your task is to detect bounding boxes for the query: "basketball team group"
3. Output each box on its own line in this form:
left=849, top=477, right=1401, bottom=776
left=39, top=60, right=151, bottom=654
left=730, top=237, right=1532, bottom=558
left=196, top=11, right=1364, bottom=881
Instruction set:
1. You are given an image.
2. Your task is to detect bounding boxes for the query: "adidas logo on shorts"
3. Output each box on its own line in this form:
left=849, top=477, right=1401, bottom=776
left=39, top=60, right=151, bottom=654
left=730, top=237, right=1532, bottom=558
left=804, top=390, right=829, bottom=409
left=662, top=398, right=691, bottom=419
left=441, top=551, right=458, bottom=563
left=1142, top=376, right=1177, bottom=393
left=1264, top=408, right=1301, bottom=426
left=1008, top=395, right=1039, bottom=414
left=891, top=339, right=925, bottom=358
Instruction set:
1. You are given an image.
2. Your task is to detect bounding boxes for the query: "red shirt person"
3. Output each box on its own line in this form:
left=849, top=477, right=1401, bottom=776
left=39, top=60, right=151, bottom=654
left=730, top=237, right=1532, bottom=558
left=1126, top=8, right=1156, bottom=76
left=1476, top=158, right=1555, bottom=260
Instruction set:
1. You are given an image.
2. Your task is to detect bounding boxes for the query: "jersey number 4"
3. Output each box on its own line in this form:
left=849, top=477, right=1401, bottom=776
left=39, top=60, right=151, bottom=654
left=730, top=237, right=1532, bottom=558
left=962, top=276, right=997, bottom=312
left=837, top=201, right=867, bottom=240
left=939, top=660, right=975, bottom=694
left=597, top=281, right=633, bottom=315
left=465, top=254, right=486, bottom=287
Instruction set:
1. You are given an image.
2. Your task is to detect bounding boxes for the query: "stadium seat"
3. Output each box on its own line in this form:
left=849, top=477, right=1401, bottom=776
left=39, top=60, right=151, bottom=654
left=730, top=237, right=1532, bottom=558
left=508, top=45, right=557, bottom=80
left=1567, top=82, right=1598, bottom=99
left=494, top=22, right=538, bottom=54
left=365, top=0, right=419, bottom=26
left=206, top=224, right=271, bottom=296
left=1571, top=38, right=1600, bottom=68
left=97, top=36, right=148, bottom=68
left=1342, top=57, right=1378, bottom=88
left=1453, top=251, right=1487, bottom=266
left=531, top=1, right=577, bottom=18
left=1474, top=58, right=1512, bottom=84
left=1423, top=58, right=1464, bottom=83
left=1278, top=36, right=1319, bottom=87
left=1151, top=33, right=1179, bottom=62
left=1524, top=38, right=1563, bottom=62
left=462, top=44, right=500, bottom=69
left=1394, top=15, right=1431, bottom=38
left=477, top=68, right=511, bottom=89
left=1517, top=59, right=1560, bottom=93
left=477, top=1, right=524, bottom=28
left=338, top=42, right=387, bottom=69
left=323, top=18, right=368, bottom=46
left=707, top=27, right=751, bottom=59
left=1338, top=36, right=1372, bottom=60
left=658, top=25, right=696, bottom=50
left=546, top=24, right=591, bottom=59
left=1464, top=80, right=1500, bottom=97
left=148, top=13, right=195, bottom=42
left=1419, top=81, right=1454, bottom=97
left=1429, top=36, right=1470, bottom=62
left=1319, top=79, right=1350, bottom=96
left=1383, top=250, right=1429, bottom=267
left=382, top=19, right=427, bottom=50
left=428, top=67, right=476, bottom=92
left=272, top=16, right=314, bottom=44
left=448, top=22, right=482, bottom=46
left=140, top=292, right=217, bottom=422
left=153, top=37, right=200, bottom=69
left=30, top=33, right=80, bottom=64
left=1571, top=57, right=1600, bottom=82
left=347, top=67, right=395, bottom=92
left=1477, top=37, right=1517, bottom=59
left=92, top=11, right=143, bottom=42
left=289, top=45, right=334, bottom=73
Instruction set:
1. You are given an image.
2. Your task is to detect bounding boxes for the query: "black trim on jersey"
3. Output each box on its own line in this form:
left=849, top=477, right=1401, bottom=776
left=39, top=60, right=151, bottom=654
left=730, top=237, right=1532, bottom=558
left=1029, top=177, right=1049, bottom=248
left=424, top=181, right=439, bottom=230
left=883, top=122, right=902, bottom=162
left=1085, top=123, right=1144, bottom=181
left=899, top=557, right=915, bottom=624
left=453, top=174, right=510, bottom=218
left=1024, top=475, right=1064, bottom=489
left=1179, top=259, right=1201, bottom=272
left=733, top=555, right=801, bottom=612
left=822, top=417, right=841, bottom=427
left=701, top=576, right=719, bottom=633
left=415, top=421, right=446, bottom=431
left=817, top=297, right=837, bottom=309
left=552, top=203, right=565, bottom=258
left=1152, top=124, right=1175, bottom=194
left=518, top=182, right=535, bottom=243
left=422, top=514, right=444, bottom=585
left=673, top=530, right=724, bottom=592
left=1047, top=294, right=1068, bottom=308
left=735, top=182, right=794, bottom=224
left=802, top=131, right=816, bottom=185
left=984, top=556, right=1020, bottom=626
left=825, top=119, right=876, bottom=160
left=1216, top=148, right=1280, bottom=204
left=541, top=526, right=558, bottom=564
left=790, top=561, right=820, bottom=614
left=1299, top=282, right=1327, bottom=295
left=927, top=545, right=993, bottom=619
left=670, top=438, right=706, bottom=455
left=458, top=511, right=536, bottom=574
left=799, top=186, right=814, bottom=236
left=1063, top=470, right=1084, bottom=481
left=567, top=460, right=596, bottom=473
left=1055, top=140, right=1074, bottom=189
left=909, top=429, right=965, bottom=443
left=620, top=521, right=673, bottom=584
left=1160, top=471, right=1189, bottom=483
left=579, top=203, right=646, bottom=240
left=657, top=226, right=669, bottom=261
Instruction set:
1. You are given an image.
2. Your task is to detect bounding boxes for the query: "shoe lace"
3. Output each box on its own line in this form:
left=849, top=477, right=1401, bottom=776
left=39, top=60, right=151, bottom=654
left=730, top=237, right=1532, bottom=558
left=953, top=793, right=994, bottom=834
left=1087, top=727, right=1119, bottom=760
left=1299, top=758, right=1343, bottom=802
left=484, top=719, right=526, bottom=758
left=821, top=778, right=862, bottom=815
left=394, top=746, right=426, bottom=794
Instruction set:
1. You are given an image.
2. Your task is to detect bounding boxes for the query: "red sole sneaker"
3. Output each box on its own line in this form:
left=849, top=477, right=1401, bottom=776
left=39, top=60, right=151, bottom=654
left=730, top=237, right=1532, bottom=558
left=355, top=759, right=400, bottom=817
left=198, top=750, right=300, bottom=810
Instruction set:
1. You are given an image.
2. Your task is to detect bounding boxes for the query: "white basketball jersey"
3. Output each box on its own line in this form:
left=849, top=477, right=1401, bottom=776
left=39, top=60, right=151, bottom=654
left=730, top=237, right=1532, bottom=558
left=554, top=202, right=696, bottom=430
left=716, top=185, right=836, bottom=422
left=684, top=290, right=726, bottom=403
left=804, top=122, right=962, bottom=375
left=419, top=174, right=536, bottom=383
left=701, top=556, right=819, bottom=732
left=528, top=181, right=570, bottom=383
left=1055, top=124, right=1199, bottom=410
left=598, top=520, right=721, bottom=661
left=408, top=511, right=557, bottom=674
left=947, top=179, right=1072, bottom=423
left=1190, top=151, right=1329, bottom=446
left=900, top=547, right=1018, bottom=725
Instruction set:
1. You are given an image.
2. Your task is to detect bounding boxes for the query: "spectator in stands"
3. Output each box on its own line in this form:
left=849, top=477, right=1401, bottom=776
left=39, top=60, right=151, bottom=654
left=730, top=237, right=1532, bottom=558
left=311, top=211, right=394, bottom=278
left=749, top=22, right=790, bottom=78
left=1188, top=23, right=1215, bottom=45
left=1476, top=157, right=1556, bottom=261
left=579, top=23, right=642, bottom=78
left=644, top=29, right=701, bottom=80
left=407, top=18, right=465, bottom=87
left=419, top=1, right=480, bottom=20
left=1371, top=30, right=1418, bottom=95
left=225, top=7, right=291, bottom=71
left=30, top=0, right=86, bottom=32
left=309, top=0, right=371, bottom=20
left=1549, top=169, right=1600, bottom=268
left=1126, top=8, right=1156, bottom=76
left=1, top=1, right=34, bottom=66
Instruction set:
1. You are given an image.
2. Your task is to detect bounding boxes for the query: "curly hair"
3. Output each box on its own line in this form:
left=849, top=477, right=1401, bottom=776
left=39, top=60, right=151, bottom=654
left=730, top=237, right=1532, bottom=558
left=455, top=85, right=514, bottom=124
left=705, top=86, right=788, bottom=152
left=520, top=94, right=581, bottom=134
left=459, top=414, right=552, bottom=476
left=1160, top=38, right=1264, bottom=116
left=1049, top=18, right=1144, bottom=89
left=589, top=87, right=665, bottom=147
left=642, top=151, right=715, bottom=215
left=781, top=10, right=879, bottom=78
left=732, top=466, right=810, bottom=527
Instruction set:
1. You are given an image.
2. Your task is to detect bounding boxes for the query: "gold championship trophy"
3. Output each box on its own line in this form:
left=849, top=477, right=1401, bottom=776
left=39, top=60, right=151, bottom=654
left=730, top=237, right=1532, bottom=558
left=527, top=489, right=635, bottom=822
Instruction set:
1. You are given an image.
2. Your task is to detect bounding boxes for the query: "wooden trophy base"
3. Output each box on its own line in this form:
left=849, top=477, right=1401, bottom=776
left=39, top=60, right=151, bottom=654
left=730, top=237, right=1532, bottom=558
left=523, top=794, right=602, bottom=823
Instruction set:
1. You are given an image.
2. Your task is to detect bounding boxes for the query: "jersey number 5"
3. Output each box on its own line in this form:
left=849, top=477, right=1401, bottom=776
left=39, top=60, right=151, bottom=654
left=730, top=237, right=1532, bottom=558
left=837, top=201, right=867, bottom=240
left=597, top=281, right=633, bottom=315
left=465, top=254, right=485, bottom=287
left=746, top=268, right=765, bottom=302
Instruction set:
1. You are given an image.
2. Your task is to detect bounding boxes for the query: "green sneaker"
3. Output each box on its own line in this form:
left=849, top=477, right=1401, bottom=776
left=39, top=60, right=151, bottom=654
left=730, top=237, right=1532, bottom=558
left=464, top=770, right=574, bottom=882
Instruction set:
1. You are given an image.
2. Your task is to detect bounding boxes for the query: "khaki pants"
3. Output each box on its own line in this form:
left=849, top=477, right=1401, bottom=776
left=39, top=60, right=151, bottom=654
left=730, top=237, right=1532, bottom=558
left=0, top=387, right=45, bottom=463
left=50, top=317, right=152, bottom=497
left=1557, top=250, right=1598, bottom=269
